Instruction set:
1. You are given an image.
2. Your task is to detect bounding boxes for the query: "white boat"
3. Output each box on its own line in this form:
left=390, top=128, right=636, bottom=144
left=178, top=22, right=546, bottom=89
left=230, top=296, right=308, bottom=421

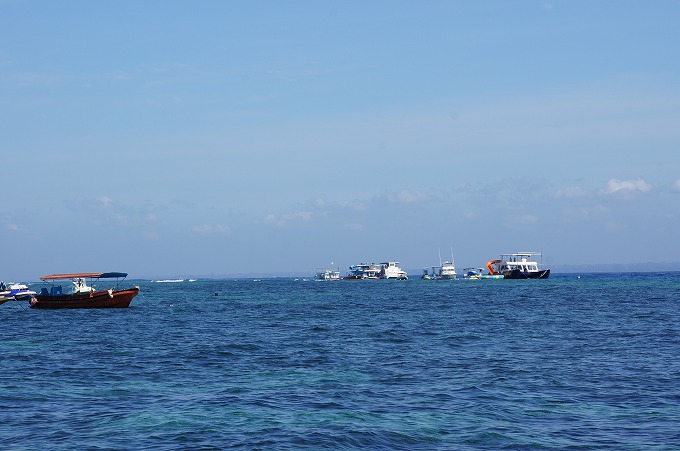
left=438, top=260, right=457, bottom=280
left=315, top=268, right=341, bottom=281
left=344, top=263, right=382, bottom=280
left=485, top=252, right=550, bottom=279
left=423, top=249, right=457, bottom=280
left=380, top=261, right=408, bottom=280
left=0, top=282, right=37, bottom=302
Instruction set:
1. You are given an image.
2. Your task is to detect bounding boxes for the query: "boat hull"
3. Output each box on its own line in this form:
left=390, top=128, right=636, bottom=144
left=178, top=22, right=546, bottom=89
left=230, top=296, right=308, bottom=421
left=30, top=287, right=139, bottom=309
left=13, top=292, right=37, bottom=301
left=502, top=269, right=550, bottom=279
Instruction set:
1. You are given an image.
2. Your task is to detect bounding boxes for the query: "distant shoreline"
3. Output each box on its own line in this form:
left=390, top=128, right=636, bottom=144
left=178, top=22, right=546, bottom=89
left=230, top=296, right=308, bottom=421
left=16, top=263, right=680, bottom=283
left=142, top=265, right=680, bottom=280
left=550, top=262, right=680, bottom=273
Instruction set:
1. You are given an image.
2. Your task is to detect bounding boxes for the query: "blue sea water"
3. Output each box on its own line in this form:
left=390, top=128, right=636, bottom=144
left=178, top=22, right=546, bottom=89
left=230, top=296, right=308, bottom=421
left=1, top=273, right=680, bottom=449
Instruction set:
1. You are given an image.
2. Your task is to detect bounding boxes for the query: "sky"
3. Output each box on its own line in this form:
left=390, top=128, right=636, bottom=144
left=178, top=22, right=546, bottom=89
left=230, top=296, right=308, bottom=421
left=2, top=1, right=679, bottom=280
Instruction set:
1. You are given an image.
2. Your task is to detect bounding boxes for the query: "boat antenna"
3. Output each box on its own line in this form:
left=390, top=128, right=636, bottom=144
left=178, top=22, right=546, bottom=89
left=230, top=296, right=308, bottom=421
left=438, top=248, right=442, bottom=267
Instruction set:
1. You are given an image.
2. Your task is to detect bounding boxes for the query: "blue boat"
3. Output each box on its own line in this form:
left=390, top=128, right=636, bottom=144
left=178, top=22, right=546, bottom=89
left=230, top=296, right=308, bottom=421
left=0, top=282, right=37, bottom=303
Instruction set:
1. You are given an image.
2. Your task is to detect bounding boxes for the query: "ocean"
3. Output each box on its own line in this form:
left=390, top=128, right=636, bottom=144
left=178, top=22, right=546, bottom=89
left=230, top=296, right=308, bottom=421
left=1, top=273, right=679, bottom=449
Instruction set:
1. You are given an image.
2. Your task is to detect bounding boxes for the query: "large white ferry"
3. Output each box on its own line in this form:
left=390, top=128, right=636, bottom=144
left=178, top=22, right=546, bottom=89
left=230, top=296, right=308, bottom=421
left=485, top=252, right=550, bottom=279
left=380, top=261, right=408, bottom=280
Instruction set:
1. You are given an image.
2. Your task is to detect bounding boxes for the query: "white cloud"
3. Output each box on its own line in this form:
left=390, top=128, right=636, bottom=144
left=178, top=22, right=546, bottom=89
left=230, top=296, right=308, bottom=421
left=265, top=211, right=312, bottom=227
left=606, top=221, right=627, bottom=231
left=555, top=186, right=588, bottom=198
left=578, top=205, right=609, bottom=220
left=6, top=223, right=19, bottom=231
left=343, top=222, right=364, bottom=231
left=601, top=178, right=652, bottom=196
left=114, top=213, right=130, bottom=226
left=509, top=214, right=540, bottom=225
left=462, top=210, right=478, bottom=220
left=342, top=201, right=368, bottom=211
left=191, top=224, right=230, bottom=235
left=561, top=205, right=609, bottom=222
left=672, top=179, right=680, bottom=192
left=388, top=190, right=428, bottom=204
left=96, top=196, right=115, bottom=208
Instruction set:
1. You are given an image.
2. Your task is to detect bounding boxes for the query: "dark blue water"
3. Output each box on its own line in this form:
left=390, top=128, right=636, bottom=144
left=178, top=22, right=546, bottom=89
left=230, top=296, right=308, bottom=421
left=2, top=273, right=679, bottom=449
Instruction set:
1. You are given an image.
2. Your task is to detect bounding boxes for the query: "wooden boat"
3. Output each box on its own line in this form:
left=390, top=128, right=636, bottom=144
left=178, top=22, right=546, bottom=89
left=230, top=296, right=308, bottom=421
left=31, top=272, right=139, bottom=309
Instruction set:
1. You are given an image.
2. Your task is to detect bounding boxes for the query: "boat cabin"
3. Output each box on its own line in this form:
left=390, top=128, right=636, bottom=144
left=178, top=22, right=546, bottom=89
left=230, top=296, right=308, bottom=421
left=497, top=252, right=542, bottom=273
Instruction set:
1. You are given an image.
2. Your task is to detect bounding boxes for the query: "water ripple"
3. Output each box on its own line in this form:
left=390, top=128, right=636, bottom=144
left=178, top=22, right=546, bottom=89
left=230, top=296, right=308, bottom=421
left=2, top=273, right=680, bottom=449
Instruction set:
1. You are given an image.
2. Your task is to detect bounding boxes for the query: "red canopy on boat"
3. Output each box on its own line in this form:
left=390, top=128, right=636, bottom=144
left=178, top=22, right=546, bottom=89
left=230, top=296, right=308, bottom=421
left=40, top=272, right=128, bottom=281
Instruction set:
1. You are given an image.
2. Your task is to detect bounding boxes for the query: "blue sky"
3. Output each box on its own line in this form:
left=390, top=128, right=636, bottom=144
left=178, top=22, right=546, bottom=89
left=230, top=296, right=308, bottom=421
left=2, top=1, right=679, bottom=280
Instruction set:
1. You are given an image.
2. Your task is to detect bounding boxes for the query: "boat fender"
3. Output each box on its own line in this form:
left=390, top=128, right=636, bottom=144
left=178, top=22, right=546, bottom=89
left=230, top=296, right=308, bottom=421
left=108, top=288, right=113, bottom=298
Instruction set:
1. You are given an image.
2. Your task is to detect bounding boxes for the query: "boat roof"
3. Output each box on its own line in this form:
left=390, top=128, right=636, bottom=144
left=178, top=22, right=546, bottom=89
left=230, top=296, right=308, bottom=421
left=40, top=272, right=128, bottom=281
left=501, top=252, right=541, bottom=257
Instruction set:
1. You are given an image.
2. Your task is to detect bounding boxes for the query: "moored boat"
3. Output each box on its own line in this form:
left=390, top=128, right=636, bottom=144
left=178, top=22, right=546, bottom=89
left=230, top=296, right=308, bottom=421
left=8, top=283, right=37, bottom=301
left=423, top=249, right=457, bottom=280
left=379, top=261, right=408, bottom=280
left=344, top=263, right=381, bottom=280
left=462, top=268, right=483, bottom=279
left=315, top=268, right=341, bottom=281
left=461, top=268, right=504, bottom=280
left=0, top=282, right=37, bottom=303
left=421, top=267, right=436, bottom=279
left=485, top=252, right=550, bottom=279
left=438, top=260, right=457, bottom=280
left=31, top=272, right=139, bottom=309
